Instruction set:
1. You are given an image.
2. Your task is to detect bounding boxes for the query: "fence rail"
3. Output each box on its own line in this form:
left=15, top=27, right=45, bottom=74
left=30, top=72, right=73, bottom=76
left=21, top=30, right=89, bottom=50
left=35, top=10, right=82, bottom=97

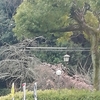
left=26, top=47, right=91, bottom=51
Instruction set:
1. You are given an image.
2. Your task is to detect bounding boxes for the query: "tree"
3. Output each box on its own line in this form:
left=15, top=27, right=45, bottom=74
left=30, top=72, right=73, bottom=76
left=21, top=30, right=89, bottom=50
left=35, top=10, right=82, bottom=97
left=13, top=0, right=71, bottom=39
left=13, top=0, right=100, bottom=90
left=0, top=0, right=22, bottom=44
left=0, top=39, right=41, bottom=88
left=55, top=1, right=100, bottom=90
left=56, top=1, right=100, bottom=90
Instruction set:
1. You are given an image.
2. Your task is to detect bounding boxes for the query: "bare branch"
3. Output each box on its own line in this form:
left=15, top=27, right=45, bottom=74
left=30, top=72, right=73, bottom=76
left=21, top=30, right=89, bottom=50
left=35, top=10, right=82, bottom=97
left=0, top=39, right=41, bottom=88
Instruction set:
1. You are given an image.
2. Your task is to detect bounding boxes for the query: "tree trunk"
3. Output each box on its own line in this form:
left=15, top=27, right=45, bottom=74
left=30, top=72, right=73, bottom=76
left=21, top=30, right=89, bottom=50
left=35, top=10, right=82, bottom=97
left=91, top=35, right=100, bottom=90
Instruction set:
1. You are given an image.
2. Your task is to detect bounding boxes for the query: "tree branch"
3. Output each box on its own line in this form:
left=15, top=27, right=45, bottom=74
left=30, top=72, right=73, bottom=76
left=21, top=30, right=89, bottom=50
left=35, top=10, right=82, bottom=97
left=28, top=24, right=82, bottom=34
left=49, top=24, right=82, bottom=33
left=70, top=3, right=99, bottom=34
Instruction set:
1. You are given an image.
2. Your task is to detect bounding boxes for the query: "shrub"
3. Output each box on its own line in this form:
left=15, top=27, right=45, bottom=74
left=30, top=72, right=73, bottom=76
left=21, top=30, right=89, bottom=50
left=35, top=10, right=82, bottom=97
left=0, top=88, right=10, bottom=96
left=0, top=89, right=100, bottom=100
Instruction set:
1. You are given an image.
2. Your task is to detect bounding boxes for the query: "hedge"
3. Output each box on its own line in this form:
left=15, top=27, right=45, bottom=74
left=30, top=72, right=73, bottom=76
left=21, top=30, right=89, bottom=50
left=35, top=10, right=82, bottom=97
left=0, top=89, right=100, bottom=100
left=0, top=88, right=10, bottom=96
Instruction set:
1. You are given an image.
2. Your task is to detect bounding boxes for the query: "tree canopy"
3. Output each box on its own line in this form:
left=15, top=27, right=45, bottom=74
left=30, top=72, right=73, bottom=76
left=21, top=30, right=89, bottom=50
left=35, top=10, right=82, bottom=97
left=13, top=0, right=100, bottom=90
left=13, top=0, right=100, bottom=40
left=13, top=0, right=72, bottom=39
left=0, top=38, right=41, bottom=88
left=0, top=0, right=22, bottom=44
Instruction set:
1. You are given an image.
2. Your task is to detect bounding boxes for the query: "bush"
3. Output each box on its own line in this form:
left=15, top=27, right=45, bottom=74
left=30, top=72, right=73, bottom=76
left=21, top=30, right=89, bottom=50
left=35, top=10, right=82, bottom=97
left=0, top=89, right=100, bottom=100
left=0, top=88, right=10, bottom=96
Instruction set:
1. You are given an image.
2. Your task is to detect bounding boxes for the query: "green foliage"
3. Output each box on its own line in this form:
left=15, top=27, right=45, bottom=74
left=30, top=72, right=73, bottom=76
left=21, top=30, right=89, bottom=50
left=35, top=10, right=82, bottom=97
left=57, top=32, right=73, bottom=44
left=13, top=0, right=72, bottom=39
left=0, top=0, right=21, bottom=44
left=35, top=51, right=65, bottom=64
left=13, top=0, right=99, bottom=41
left=1, top=89, right=100, bottom=100
left=34, top=40, right=91, bottom=67
left=0, top=88, right=10, bottom=96
left=85, top=11, right=99, bottom=28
